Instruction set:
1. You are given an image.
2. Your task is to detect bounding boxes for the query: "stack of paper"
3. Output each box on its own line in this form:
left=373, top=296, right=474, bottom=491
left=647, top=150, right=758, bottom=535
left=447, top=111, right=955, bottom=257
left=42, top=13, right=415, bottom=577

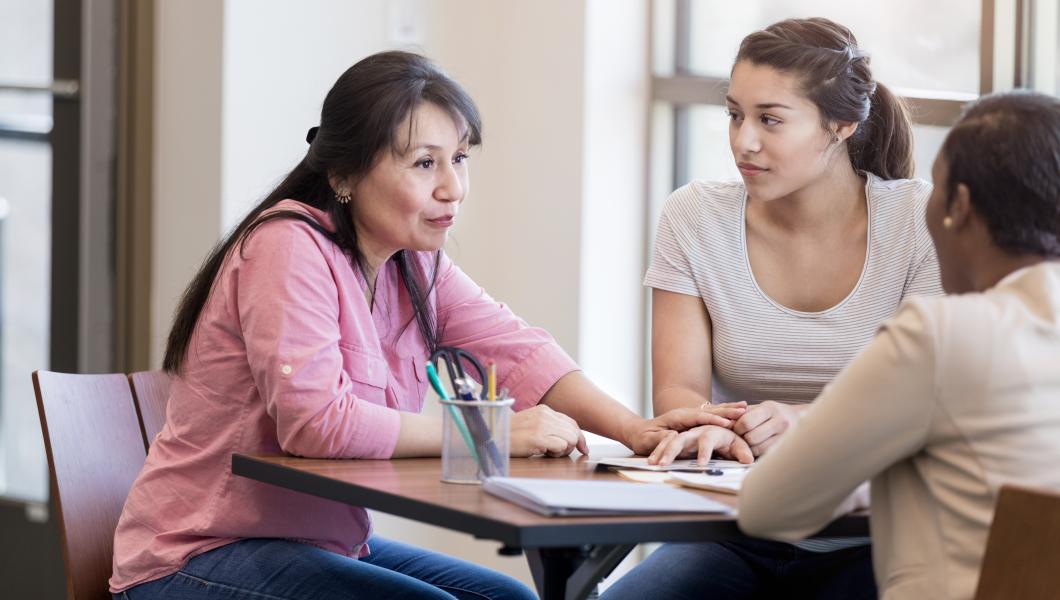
left=483, top=477, right=734, bottom=517
left=614, top=469, right=748, bottom=495
left=615, top=471, right=673, bottom=484
left=667, top=470, right=747, bottom=494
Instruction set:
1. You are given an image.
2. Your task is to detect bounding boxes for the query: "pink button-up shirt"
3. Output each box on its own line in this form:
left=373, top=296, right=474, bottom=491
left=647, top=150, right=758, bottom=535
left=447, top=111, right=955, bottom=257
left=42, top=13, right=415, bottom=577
left=109, top=200, right=579, bottom=591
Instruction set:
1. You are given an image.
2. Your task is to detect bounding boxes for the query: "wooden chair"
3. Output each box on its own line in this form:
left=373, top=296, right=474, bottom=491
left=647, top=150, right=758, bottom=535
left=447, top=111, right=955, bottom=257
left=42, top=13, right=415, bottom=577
left=33, top=370, right=147, bottom=600
left=127, top=369, right=172, bottom=451
left=975, top=484, right=1060, bottom=599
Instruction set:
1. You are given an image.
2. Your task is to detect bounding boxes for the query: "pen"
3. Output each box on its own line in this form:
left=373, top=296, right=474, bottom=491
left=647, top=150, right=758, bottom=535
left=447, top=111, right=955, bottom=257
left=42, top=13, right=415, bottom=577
left=425, top=362, right=482, bottom=470
left=485, top=360, right=497, bottom=431
left=487, top=360, right=496, bottom=402
left=453, top=378, right=503, bottom=476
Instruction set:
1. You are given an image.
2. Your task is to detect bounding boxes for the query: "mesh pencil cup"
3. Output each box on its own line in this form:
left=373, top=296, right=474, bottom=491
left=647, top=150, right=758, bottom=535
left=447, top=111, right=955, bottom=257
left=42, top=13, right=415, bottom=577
left=440, top=397, right=514, bottom=484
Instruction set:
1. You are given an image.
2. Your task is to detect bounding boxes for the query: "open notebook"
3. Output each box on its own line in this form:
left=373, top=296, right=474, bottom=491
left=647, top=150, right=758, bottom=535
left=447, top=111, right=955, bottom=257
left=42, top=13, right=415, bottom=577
left=483, top=477, right=734, bottom=517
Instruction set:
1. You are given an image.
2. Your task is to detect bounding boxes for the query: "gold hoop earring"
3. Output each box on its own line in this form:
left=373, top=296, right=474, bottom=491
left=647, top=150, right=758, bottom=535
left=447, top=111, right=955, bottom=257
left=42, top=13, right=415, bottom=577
left=335, top=191, right=351, bottom=205
left=942, top=216, right=953, bottom=229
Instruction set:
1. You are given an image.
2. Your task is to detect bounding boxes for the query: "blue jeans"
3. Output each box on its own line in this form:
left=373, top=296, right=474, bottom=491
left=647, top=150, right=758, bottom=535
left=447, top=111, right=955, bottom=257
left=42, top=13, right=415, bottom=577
left=601, top=539, right=876, bottom=600
left=114, top=537, right=537, bottom=600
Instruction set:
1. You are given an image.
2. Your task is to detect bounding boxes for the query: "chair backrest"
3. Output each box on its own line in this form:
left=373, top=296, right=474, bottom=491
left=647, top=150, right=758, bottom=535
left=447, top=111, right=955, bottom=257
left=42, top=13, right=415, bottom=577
left=33, top=370, right=147, bottom=600
left=127, top=369, right=172, bottom=451
left=975, top=484, right=1060, bottom=599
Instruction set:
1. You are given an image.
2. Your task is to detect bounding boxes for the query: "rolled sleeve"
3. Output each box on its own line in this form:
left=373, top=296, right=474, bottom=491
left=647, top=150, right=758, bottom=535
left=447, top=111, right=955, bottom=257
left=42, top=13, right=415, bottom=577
left=434, top=253, right=580, bottom=410
left=236, top=219, right=401, bottom=458
left=497, top=343, right=579, bottom=411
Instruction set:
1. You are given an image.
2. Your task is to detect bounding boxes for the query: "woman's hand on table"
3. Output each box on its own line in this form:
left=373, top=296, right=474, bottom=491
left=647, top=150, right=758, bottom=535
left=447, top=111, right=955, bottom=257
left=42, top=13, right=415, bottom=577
left=621, top=405, right=747, bottom=456
left=732, top=400, right=807, bottom=457
left=510, top=404, right=588, bottom=457
left=646, top=424, right=755, bottom=466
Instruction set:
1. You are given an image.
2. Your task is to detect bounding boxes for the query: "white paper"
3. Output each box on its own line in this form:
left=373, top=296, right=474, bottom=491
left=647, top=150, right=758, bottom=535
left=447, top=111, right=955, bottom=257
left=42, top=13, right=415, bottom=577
left=668, top=470, right=748, bottom=495
left=615, top=470, right=674, bottom=484
left=483, top=477, right=734, bottom=517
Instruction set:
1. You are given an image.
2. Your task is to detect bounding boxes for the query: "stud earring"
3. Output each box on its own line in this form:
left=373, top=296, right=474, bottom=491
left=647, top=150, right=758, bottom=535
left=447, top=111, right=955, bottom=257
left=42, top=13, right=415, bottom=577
left=335, top=191, right=351, bottom=205
left=831, top=134, right=840, bottom=144
left=943, top=216, right=953, bottom=229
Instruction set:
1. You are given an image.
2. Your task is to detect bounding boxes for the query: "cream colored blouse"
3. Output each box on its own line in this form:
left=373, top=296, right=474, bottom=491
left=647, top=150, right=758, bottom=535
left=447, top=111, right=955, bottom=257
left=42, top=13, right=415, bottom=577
left=740, top=262, right=1060, bottom=600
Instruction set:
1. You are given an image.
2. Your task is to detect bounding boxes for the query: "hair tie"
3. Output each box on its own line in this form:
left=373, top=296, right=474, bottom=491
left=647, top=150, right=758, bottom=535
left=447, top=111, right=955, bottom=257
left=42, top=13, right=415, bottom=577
left=306, top=126, right=319, bottom=144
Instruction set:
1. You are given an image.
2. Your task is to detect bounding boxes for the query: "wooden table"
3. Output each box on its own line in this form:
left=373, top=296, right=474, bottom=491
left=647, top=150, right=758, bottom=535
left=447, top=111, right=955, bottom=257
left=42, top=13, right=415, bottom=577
left=232, top=449, right=868, bottom=600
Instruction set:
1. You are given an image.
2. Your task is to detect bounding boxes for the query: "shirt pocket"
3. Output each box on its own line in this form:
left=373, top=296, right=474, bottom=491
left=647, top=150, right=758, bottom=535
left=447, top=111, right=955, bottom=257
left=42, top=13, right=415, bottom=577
left=391, top=356, right=428, bottom=413
left=337, top=342, right=388, bottom=405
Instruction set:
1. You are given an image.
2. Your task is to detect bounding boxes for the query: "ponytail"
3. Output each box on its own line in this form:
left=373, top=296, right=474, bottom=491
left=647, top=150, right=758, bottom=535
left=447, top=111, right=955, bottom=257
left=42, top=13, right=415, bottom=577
left=853, top=82, right=913, bottom=180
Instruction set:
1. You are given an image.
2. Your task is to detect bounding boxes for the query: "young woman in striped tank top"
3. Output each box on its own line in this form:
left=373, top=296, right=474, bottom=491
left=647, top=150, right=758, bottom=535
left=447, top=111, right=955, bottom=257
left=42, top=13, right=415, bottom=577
left=603, top=18, right=942, bottom=600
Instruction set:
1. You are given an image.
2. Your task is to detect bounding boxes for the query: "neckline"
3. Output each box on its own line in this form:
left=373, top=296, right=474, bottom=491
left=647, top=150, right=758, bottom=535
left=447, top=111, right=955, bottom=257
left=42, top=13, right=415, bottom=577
left=740, top=174, right=875, bottom=317
left=994, top=260, right=1060, bottom=289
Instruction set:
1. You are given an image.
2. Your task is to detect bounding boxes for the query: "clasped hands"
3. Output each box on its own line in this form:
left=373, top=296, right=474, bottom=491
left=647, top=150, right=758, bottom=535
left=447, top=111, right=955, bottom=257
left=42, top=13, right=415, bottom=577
left=506, top=399, right=803, bottom=462
left=647, top=400, right=806, bottom=466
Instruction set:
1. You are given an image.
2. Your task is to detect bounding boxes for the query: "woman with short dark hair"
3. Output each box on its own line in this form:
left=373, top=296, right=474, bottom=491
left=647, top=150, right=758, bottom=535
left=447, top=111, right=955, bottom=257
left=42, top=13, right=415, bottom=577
left=740, top=90, right=1060, bottom=599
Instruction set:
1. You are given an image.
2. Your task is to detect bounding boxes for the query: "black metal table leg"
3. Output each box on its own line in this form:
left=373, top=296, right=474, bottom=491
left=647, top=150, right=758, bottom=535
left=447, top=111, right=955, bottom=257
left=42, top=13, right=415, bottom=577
left=524, top=544, right=636, bottom=600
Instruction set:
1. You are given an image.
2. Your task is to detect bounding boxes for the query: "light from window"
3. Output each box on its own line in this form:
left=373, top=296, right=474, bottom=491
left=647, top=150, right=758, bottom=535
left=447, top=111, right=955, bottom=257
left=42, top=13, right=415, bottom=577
left=684, top=0, right=979, bottom=94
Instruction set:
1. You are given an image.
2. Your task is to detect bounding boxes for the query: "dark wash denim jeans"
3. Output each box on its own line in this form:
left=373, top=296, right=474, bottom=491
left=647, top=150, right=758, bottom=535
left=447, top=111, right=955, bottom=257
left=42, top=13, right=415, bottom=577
left=114, top=536, right=537, bottom=600
left=600, top=538, right=877, bottom=600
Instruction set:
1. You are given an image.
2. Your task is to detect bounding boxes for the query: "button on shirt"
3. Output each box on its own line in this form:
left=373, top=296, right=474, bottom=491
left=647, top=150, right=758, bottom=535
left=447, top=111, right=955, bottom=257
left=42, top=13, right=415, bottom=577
left=109, top=200, right=579, bottom=591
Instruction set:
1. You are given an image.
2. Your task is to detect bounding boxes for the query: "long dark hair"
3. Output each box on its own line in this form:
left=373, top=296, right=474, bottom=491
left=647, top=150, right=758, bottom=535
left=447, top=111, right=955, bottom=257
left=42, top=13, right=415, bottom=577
left=735, top=17, right=914, bottom=180
left=163, top=51, right=483, bottom=373
left=941, top=91, right=1060, bottom=257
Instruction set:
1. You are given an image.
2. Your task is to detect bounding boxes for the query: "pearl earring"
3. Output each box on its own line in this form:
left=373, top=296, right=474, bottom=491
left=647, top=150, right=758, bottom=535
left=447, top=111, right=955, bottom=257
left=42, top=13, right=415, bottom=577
left=943, top=216, right=953, bottom=229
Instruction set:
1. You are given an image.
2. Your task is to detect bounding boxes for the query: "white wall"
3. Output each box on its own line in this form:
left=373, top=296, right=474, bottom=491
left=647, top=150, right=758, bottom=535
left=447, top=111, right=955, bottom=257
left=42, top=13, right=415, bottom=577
left=579, top=0, right=650, bottom=412
left=152, top=0, right=649, bottom=588
left=221, top=0, right=393, bottom=231
left=427, top=0, right=648, bottom=413
left=426, top=0, right=589, bottom=356
left=151, top=0, right=224, bottom=365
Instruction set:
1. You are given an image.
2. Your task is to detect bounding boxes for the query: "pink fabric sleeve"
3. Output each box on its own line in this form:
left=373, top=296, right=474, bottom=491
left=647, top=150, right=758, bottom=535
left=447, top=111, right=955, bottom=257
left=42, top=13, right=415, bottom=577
left=433, top=252, right=580, bottom=411
left=235, top=220, right=401, bottom=458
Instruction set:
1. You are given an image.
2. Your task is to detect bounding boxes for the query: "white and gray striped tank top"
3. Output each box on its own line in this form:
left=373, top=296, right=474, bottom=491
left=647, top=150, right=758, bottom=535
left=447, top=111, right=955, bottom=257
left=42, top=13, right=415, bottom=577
left=645, top=173, right=943, bottom=552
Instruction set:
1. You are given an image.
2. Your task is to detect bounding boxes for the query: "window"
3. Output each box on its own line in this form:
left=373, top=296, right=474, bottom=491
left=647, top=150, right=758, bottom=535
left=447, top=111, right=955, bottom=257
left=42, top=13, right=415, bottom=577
left=685, top=0, right=979, bottom=94
left=1025, top=0, right=1059, bottom=93
left=0, top=0, right=53, bottom=502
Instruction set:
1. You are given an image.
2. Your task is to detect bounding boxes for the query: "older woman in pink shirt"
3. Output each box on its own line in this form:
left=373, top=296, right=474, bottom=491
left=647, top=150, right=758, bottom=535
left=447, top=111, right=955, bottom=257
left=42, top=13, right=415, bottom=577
left=110, top=51, right=732, bottom=600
